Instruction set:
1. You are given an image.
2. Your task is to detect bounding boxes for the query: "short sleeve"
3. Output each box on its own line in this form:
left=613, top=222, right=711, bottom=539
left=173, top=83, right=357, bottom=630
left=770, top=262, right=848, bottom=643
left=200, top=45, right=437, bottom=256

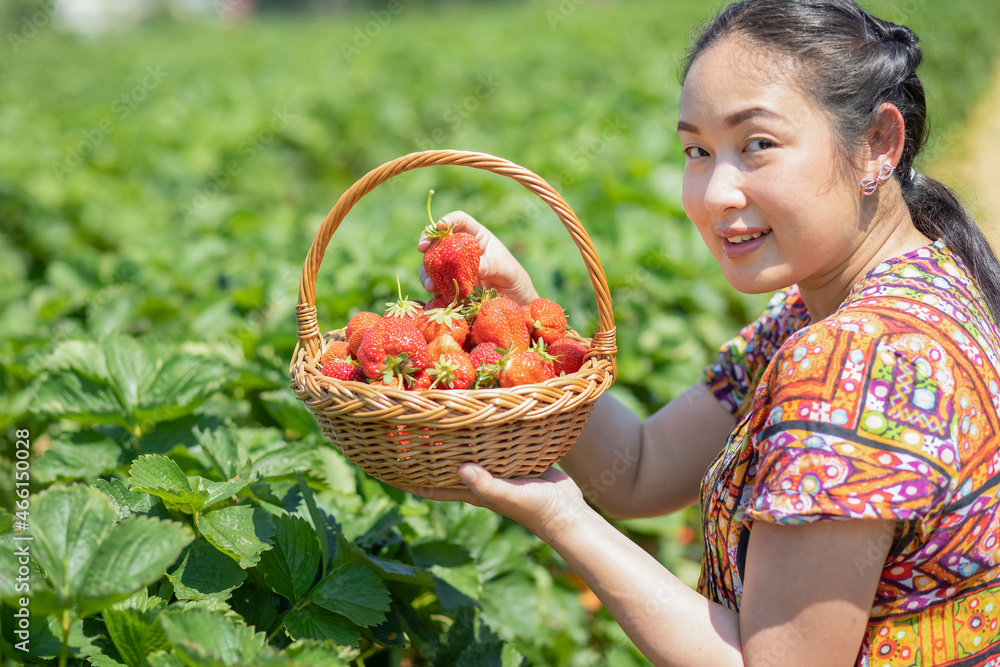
left=702, top=287, right=810, bottom=418
left=745, top=326, right=960, bottom=527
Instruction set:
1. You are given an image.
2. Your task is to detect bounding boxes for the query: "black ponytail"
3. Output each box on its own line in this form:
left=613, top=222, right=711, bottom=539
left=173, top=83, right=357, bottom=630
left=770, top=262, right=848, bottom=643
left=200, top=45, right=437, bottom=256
left=682, top=0, right=1000, bottom=322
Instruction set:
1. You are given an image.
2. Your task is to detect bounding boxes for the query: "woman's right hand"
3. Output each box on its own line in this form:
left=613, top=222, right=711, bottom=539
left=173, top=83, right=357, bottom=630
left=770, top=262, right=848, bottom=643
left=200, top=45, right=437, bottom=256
left=417, top=211, right=539, bottom=306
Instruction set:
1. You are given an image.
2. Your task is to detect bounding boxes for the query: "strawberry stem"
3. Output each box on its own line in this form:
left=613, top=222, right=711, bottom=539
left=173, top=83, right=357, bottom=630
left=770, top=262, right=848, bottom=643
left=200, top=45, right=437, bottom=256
left=426, top=189, right=436, bottom=228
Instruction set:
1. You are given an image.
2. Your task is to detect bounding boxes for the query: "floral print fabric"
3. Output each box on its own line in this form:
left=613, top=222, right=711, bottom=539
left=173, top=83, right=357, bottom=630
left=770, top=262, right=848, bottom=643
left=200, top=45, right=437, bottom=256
left=700, top=242, right=1000, bottom=666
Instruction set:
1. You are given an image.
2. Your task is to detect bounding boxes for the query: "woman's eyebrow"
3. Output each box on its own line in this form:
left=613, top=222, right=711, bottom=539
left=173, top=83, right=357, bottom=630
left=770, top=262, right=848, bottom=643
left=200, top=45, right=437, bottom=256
left=676, top=107, right=784, bottom=134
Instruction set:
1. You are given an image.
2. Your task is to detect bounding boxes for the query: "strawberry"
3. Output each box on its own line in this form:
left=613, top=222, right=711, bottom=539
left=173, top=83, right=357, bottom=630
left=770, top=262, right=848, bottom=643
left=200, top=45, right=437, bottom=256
left=469, top=342, right=505, bottom=388
left=346, top=312, right=382, bottom=358
left=425, top=294, right=452, bottom=311
left=549, top=337, right=588, bottom=376
left=417, top=303, right=470, bottom=347
left=498, top=343, right=556, bottom=387
left=408, top=370, right=435, bottom=391
left=319, top=340, right=351, bottom=366
left=427, top=351, right=477, bottom=390
left=357, top=317, right=431, bottom=381
left=529, top=297, right=567, bottom=345
left=471, top=295, right=531, bottom=352
left=422, top=192, right=481, bottom=304
left=320, top=359, right=366, bottom=382
left=384, top=275, right=423, bottom=321
left=427, top=333, right=466, bottom=360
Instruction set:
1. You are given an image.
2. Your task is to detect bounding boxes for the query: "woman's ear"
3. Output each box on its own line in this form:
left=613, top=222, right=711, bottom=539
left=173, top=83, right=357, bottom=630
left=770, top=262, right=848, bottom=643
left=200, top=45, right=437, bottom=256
left=863, top=102, right=907, bottom=178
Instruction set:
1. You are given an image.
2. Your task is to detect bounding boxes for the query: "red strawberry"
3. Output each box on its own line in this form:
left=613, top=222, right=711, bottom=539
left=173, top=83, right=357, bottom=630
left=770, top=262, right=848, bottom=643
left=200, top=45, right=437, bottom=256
left=426, top=294, right=454, bottom=311
left=319, top=340, right=351, bottom=366
left=549, top=337, right=588, bottom=376
left=469, top=342, right=504, bottom=370
left=427, top=333, right=466, bottom=360
left=320, top=359, right=366, bottom=382
left=417, top=303, right=470, bottom=347
left=498, top=345, right=555, bottom=387
left=357, top=318, right=431, bottom=381
left=427, top=351, right=477, bottom=390
left=471, top=295, right=531, bottom=352
left=423, top=192, right=481, bottom=304
left=529, top=298, right=567, bottom=345
left=408, top=370, right=435, bottom=391
left=345, top=311, right=382, bottom=341
left=346, top=312, right=382, bottom=358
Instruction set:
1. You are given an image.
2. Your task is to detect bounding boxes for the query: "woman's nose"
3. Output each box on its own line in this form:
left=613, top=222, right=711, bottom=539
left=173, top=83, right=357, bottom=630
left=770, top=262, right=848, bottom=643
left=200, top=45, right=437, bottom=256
left=703, top=160, right=746, bottom=214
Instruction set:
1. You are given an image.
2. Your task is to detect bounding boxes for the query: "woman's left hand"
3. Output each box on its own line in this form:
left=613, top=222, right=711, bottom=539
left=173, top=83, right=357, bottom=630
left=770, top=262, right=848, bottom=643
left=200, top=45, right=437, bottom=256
left=398, top=464, right=590, bottom=543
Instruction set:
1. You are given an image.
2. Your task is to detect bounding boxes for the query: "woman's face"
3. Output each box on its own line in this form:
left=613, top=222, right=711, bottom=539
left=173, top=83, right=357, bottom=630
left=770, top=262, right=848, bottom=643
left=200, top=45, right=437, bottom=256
left=678, top=37, right=867, bottom=304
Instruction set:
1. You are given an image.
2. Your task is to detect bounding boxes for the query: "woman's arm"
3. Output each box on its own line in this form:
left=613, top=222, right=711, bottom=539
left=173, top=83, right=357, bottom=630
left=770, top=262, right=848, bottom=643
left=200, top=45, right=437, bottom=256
left=426, top=467, right=894, bottom=667
left=559, top=382, right=736, bottom=519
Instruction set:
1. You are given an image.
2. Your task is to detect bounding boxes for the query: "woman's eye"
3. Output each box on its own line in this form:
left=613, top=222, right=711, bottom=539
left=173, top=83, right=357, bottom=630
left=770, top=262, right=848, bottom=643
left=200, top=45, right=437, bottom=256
left=684, top=146, right=709, bottom=159
left=746, top=138, right=774, bottom=152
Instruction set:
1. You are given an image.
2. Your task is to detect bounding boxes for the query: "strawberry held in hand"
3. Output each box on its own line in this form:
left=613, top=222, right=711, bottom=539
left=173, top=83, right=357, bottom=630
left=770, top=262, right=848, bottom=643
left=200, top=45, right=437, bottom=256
left=422, top=191, right=481, bottom=304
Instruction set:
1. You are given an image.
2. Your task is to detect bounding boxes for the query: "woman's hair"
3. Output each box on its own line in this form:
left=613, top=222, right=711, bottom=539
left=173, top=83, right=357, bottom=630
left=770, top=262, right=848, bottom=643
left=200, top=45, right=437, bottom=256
left=682, top=0, right=1000, bottom=322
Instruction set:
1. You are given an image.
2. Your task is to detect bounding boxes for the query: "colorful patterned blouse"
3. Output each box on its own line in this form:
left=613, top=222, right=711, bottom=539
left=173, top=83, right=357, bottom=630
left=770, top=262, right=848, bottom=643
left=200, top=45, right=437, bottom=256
left=700, top=241, right=1000, bottom=666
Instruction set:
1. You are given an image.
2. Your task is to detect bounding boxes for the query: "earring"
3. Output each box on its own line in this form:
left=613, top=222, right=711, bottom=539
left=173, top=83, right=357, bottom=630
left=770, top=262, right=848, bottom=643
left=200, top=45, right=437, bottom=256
left=861, top=163, right=895, bottom=195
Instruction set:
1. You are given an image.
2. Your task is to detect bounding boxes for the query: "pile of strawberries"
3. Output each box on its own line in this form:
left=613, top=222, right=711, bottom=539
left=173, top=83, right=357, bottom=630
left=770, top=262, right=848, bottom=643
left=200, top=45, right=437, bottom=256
left=318, top=194, right=588, bottom=390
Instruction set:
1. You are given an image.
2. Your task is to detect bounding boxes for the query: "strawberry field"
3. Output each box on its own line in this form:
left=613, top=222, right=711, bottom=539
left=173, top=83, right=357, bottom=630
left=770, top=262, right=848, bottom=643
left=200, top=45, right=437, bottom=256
left=1, top=0, right=998, bottom=665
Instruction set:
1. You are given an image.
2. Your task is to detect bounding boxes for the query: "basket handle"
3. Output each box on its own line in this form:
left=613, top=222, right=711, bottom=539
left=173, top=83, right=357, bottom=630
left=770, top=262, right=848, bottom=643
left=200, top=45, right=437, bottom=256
left=296, top=149, right=616, bottom=360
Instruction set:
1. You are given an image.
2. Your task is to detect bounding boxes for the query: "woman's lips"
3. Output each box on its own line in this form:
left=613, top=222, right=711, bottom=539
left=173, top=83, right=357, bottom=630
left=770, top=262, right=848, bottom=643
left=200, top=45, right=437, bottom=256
left=722, top=230, right=770, bottom=258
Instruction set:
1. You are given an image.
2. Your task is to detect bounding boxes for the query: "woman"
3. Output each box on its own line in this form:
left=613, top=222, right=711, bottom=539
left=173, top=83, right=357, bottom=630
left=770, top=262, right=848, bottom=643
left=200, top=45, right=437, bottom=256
left=410, top=0, right=1000, bottom=664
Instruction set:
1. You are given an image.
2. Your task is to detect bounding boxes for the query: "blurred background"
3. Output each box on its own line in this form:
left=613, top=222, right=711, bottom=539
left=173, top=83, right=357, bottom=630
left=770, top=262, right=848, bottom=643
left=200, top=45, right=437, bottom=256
left=1, top=0, right=999, bottom=664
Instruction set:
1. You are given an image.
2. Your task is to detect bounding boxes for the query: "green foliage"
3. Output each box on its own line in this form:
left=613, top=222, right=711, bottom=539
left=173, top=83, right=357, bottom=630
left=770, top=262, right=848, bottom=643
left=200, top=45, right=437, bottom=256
left=1, top=0, right=998, bottom=664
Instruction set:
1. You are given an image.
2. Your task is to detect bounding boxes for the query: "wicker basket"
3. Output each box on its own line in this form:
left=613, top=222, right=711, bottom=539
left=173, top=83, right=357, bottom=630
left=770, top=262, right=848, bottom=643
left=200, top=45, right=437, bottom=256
left=290, top=150, right=616, bottom=487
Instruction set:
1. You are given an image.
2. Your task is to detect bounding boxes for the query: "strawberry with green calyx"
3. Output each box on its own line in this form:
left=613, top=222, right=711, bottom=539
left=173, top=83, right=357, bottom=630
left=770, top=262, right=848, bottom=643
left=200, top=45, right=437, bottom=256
left=384, top=274, right=423, bottom=321
left=417, top=301, right=470, bottom=347
left=549, top=337, right=588, bottom=376
left=408, top=369, right=436, bottom=391
left=422, top=190, right=481, bottom=304
left=319, top=340, right=351, bottom=366
left=471, top=294, right=531, bottom=352
left=425, top=294, right=452, bottom=311
left=427, top=351, right=477, bottom=390
left=529, top=297, right=567, bottom=345
left=320, top=359, right=366, bottom=382
left=461, top=286, right=498, bottom=326
left=498, top=340, right=556, bottom=388
left=469, top=342, right=505, bottom=388
left=357, top=317, right=431, bottom=380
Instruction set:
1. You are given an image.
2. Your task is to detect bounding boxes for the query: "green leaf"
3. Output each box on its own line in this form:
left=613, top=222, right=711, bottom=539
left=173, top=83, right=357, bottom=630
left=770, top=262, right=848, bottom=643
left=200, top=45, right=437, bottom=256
left=283, top=639, right=355, bottom=666
left=295, top=472, right=330, bottom=574
left=0, top=509, right=13, bottom=535
left=29, top=484, right=117, bottom=602
left=259, top=390, right=320, bottom=438
left=78, top=515, right=193, bottom=616
left=257, top=514, right=321, bottom=602
left=102, top=334, right=159, bottom=415
left=197, top=460, right=255, bottom=509
left=137, top=352, right=229, bottom=424
left=195, top=424, right=241, bottom=479
left=166, top=537, right=247, bottom=602
left=93, top=478, right=156, bottom=520
left=36, top=339, right=108, bottom=380
left=159, top=608, right=267, bottom=667
left=306, top=565, right=390, bottom=628
left=34, top=430, right=123, bottom=483
left=31, top=370, right=129, bottom=427
left=103, top=592, right=171, bottom=667
left=283, top=608, right=361, bottom=646
left=128, top=455, right=209, bottom=514
left=196, top=506, right=273, bottom=568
